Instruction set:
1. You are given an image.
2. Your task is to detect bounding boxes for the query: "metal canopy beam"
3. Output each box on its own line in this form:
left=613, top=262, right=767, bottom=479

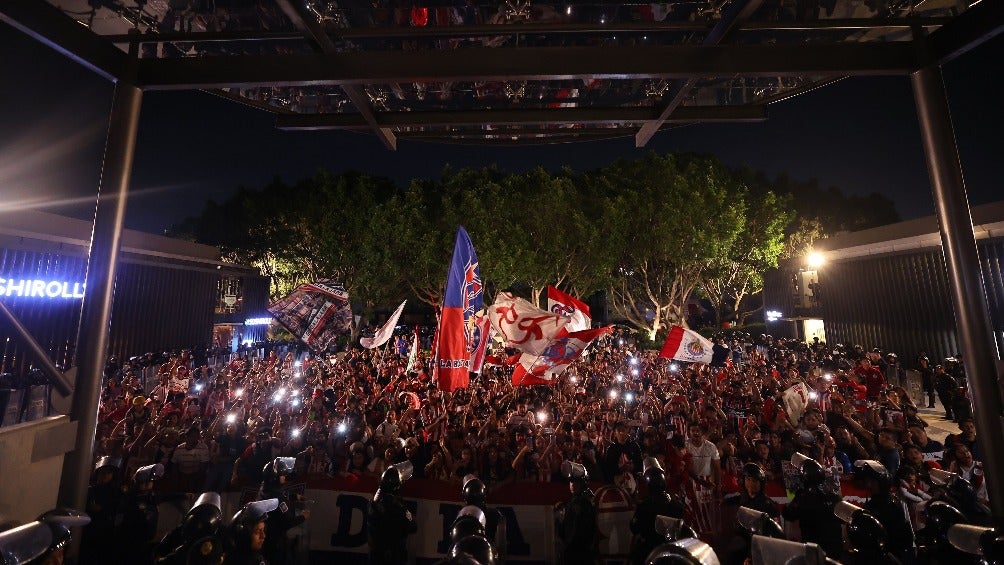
left=635, top=0, right=763, bottom=147
left=135, top=42, right=922, bottom=90
left=0, top=0, right=126, bottom=82
left=925, top=0, right=1004, bottom=66
left=275, top=105, right=767, bottom=130
left=275, top=0, right=396, bottom=149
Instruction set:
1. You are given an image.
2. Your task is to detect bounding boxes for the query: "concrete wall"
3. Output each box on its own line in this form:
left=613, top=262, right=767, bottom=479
left=0, top=416, right=76, bottom=524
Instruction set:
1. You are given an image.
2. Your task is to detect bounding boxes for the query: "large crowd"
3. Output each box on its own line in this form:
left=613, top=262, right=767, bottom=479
left=5, top=327, right=991, bottom=564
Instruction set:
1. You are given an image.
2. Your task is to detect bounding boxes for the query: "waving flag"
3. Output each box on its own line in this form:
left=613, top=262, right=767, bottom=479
left=488, top=292, right=569, bottom=356
left=512, top=326, right=612, bottom=386
left=468, top=313, right=493, bottom=374
left=658, top=325, right=713, bottom=364
left=434, top=227, right=483, bottom=392
left=268, top=279, right=352, bottom=351
left=547, top=285, right=592, bottom=332
left=405, top=326, right=421, bottom=373
left=360, top=300, right=407, bottom=349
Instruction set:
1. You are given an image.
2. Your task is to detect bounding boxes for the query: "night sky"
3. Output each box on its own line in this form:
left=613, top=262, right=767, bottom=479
left=1, top=22, right=1001, bottom=235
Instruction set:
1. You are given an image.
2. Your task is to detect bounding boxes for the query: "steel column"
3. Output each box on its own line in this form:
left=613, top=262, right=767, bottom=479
left=57, top=75, right=143, bottom=513
left=912, top=65, right=1004, bottom=525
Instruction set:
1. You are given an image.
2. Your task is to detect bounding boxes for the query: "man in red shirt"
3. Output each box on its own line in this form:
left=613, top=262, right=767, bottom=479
left=853, top=358, right=885, bottom=400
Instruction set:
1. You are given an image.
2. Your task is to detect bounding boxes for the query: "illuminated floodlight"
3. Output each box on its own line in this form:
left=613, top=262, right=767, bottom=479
left=807, top=252, right=825, bottom=268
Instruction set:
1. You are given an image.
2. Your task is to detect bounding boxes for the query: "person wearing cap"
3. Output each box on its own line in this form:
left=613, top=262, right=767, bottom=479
left=629, top=457, right=684, bottom=565
left=856, top=459, right=916, bottom=564
left=80, top=457, right=123, bottom=563
left=555, top=461, right=597, bottom=564
left=259, top=457, right=307, bottom=565
left=783, top=452, right=844, bottom=559
left=226, top=499, right=278, bottom=565
left=368, top=462, right=417, bottom=565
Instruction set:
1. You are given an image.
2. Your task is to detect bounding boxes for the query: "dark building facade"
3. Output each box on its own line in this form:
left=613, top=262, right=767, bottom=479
left=763, top=201, right=1004, bottom=366
left=0, top=210, right=270, bottom=376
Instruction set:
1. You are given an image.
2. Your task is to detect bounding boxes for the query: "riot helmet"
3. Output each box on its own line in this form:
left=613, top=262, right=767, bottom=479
left=462, top=474, right=487, bottom=507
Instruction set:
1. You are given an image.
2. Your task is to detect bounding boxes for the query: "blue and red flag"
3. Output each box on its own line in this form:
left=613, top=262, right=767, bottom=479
left=434, top=227, right=483, bottom=391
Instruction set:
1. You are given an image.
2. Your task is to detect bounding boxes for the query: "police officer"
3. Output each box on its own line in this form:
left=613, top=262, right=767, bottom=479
left=155, top=492, right=223, bottom=564
left=856, top=459, right=916, bottom=564
left=782, top=453, right=843, bottom=559
left=367, top=461, right=417, bottom=565
left=80, top=456, right=123, bottom=563
left=259, top=457, right=306, bottom=565
left=555, top=461, right=597, bottom=565
left=226, top=498, right=278, bottom=565
left=725, top=463, right=780, bottom=565
left=916, top=501, right=968, bottom=564
left=37, top=508, right=91, bottom=565
left=835, top=500, right=898, bottom=564
left=630, top=458, right=685, bottom=565
left=117, top=463, right=167, bottom=564
left=462, top=474, right=506, bottom=560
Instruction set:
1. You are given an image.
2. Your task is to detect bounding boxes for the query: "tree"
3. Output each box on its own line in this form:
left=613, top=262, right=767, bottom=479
left=700, top=190, right=793, bottom=326
left=592, top=153, right=746, bottom=339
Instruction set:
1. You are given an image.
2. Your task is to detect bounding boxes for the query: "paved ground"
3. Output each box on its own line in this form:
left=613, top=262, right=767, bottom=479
left=915, top=399, right=961, bottom=444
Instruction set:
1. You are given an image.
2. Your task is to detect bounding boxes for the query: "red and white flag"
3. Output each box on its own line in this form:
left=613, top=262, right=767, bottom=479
left=658, top=325, right=714, bottom=364
left=468, top=313, right=493, bottom=374
left=488, top=292, right=569, bottom=356
left=512, top=326, right=612, bottom=386
left=547, top=285, right=591, bottom=332
left=360, top=300, right=407, bottom=349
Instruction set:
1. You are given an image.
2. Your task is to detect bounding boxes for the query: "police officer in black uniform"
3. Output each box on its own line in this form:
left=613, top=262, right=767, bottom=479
left=835, top=499, right=899, bottom=564
left=117, top=463, right=167, bottom=564
left=462, top=474, right=506, bottom=561
left=367, top=461, right=417, bottom=565
left=630, top=457, right=686, bottom=565
left=80, top=456, right=123, bottom=563
left=155, top=492, right=223, bottom=564
left=782, top=452, right=844, bottom=559
left=0, top=508, right=90, bottom=565
left=38, top=508, right=91, bottom=565
left=856, top=459, right=916, bottom=564
left=226, top=498, right=278, bottom=565
left=259, top=457, right=306, bottom=565
left=725, top=463, right=781, bottom=565
left=555, top=461, right=597, bottom=565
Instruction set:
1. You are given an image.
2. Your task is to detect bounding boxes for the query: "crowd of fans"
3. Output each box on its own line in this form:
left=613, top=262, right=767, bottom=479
left=76, top=327, right=990, bottom=563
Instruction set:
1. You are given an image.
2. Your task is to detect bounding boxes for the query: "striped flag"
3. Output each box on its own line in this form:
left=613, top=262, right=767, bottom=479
left=433, top=227, right=483, bottom=392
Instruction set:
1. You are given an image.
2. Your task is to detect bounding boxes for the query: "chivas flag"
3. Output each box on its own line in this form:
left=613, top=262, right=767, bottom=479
left=267, top=279, right=352, bottom=351
left=658, top=325, right=714, bottom=364
left=434, top=227, right=483, bottom=392
left=468, top=313, right=493, bottom=374
left=512, top=326, right=612, bottom=386
left=488, top=292, right=569, bottom=356
left=360, top=300, right=406, bottom=349
left=547, top=285, right=592, bottom=332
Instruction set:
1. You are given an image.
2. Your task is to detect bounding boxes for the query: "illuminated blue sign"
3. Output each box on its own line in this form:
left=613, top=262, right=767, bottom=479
left=244, top=317, right=272, bottom=326
left=0, top=278, right=85, bottom=299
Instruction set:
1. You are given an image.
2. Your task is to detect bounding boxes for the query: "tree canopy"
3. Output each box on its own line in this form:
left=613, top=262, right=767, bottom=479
left=170, top=152, right=898, bottom=336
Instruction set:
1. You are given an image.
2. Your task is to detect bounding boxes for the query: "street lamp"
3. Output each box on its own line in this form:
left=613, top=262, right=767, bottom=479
left=807, top=252, right=825, bottom=268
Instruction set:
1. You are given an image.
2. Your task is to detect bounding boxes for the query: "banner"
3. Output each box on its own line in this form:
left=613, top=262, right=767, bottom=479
left=360, top=300, right=407, bottom=349
left=488, top=292, right=569, bottom=356
left=658, top=325, right=714, bottom=364
left=546, top=285, right=591, bottom=332
left=267, top=279, right=352, bottom=351
left=782, top=382, right=811, bottom=423
left=434, top=227, right=483, bottom=392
